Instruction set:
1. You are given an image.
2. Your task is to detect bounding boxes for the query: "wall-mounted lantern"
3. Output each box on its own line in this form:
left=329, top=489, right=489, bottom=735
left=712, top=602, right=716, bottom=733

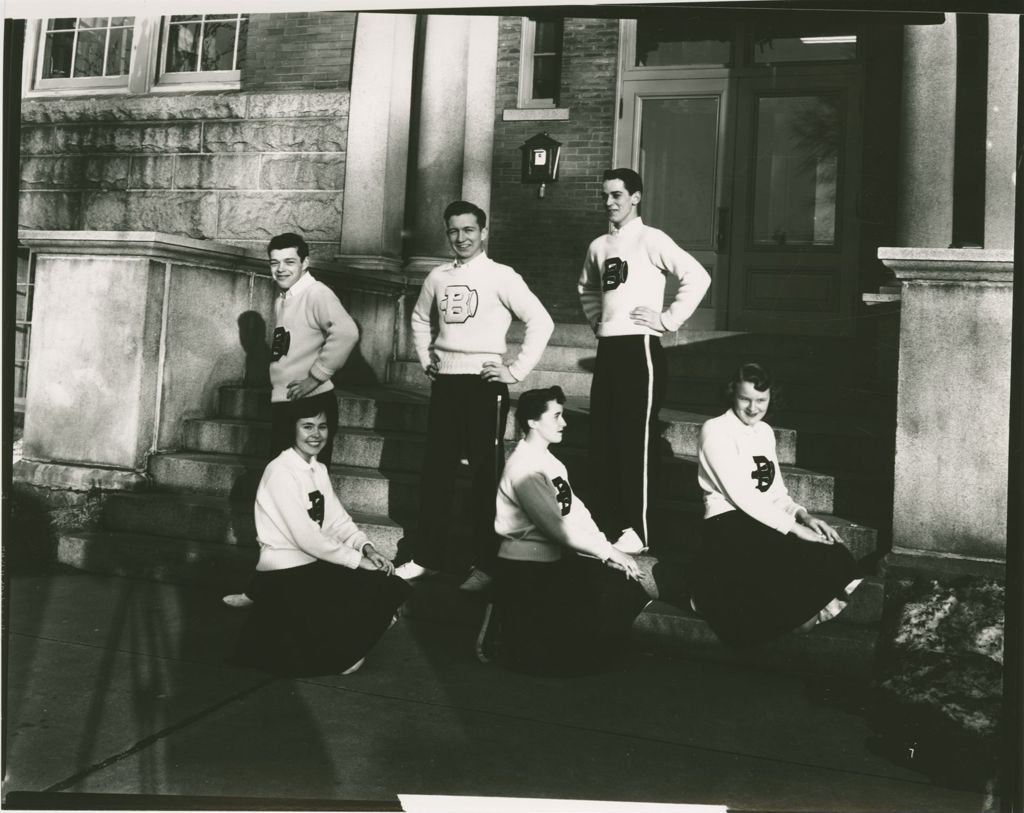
left=519, top=132, right=562, bottom=198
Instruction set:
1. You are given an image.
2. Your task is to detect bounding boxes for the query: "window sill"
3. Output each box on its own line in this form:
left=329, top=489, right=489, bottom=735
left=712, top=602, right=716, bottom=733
left=502, top=108, right=570, bottom=121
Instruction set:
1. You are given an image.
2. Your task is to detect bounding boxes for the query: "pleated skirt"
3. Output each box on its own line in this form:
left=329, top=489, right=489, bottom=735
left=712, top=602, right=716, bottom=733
left=231, top=560, right=411, bottom=677
left=494, top=554, right=650, bottom=677
left=688, top=510, right=860, bottom=647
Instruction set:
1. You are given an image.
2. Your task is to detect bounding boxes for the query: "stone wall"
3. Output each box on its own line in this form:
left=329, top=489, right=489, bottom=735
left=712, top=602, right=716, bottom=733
left=488, top=16, right=620, bottom=322
left=19, top=92, right=350, bottom=261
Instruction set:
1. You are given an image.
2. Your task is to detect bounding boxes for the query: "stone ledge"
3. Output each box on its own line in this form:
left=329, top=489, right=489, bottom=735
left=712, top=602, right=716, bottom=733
left=881, top=547, right=1007, bottom=582
left=21, top=90, right=349, bottom=124
left=18, top=229, right=271, bottom=275
left=878, top=247, right=1014, bottom=282
left=14, top=459, right=149, bottom=493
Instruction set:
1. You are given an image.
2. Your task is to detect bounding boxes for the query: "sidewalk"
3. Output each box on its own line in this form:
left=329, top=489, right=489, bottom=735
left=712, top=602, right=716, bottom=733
left=2, top=565, right=997, bottom=812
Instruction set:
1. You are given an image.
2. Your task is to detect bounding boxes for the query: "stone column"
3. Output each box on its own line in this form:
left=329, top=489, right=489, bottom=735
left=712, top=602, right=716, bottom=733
left=896, top=19, right=958, bottom=247
left=336, top=14, right=417, bottom=273
left=880, top=247, right=1013, bottom=579
left=984, top=14, right=1019, bottom=250
left=405, top=15, right=498, bottom=275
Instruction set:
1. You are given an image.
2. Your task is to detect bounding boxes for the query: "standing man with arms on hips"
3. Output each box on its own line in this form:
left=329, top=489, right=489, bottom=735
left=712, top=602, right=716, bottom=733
left=578, top=168, right=711, bottom=553
left=396, top=201, right=555, bottom=592
left=223, top=231, right=360, bottom=608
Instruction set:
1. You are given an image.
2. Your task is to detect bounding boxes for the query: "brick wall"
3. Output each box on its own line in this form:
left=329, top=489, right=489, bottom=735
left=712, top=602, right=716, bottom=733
left=488, top=16, right=620, bottom=323
left=243, top=11, right=356, bottom=92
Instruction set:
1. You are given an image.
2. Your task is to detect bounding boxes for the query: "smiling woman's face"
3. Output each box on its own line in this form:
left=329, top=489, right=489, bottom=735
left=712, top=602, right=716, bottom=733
left=732, top=380, right=771, bottom=427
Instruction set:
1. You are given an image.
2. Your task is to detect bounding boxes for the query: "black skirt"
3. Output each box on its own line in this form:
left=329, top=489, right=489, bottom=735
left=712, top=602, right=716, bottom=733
left=688, top=510, right=859, bottom=648
left=231, top=560, right=411, bottom=677
left=494, top=554, right=650, bottom=677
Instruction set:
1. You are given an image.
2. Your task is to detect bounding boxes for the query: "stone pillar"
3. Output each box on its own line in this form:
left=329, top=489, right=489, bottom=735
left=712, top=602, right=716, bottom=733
left=896, top=19, right=958, bottom=247
left=880, top=247, right=1013, bottom=578
left=405, top=15, right=498, bottom=275
left=14, top=231, right=275, bottom=493
left=984, top=15, right=1019, bottom=250
left=336, top=14, right=416, bottom=273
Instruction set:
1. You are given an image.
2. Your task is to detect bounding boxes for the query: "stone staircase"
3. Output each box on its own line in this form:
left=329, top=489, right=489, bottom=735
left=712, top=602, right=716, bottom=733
left=56, top=321, right=895, bottom=678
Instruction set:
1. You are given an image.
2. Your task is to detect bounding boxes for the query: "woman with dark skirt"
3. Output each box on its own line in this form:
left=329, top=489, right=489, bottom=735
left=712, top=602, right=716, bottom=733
left=488, top=386, right=670, bottom=677
left=231, top=402, right=410, bottom=677
left=690, top=362, right=864, bottom=647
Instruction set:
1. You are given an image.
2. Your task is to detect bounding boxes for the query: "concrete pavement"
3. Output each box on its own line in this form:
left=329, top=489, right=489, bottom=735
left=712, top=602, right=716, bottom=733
left=2, top=565, right=998, bottom=812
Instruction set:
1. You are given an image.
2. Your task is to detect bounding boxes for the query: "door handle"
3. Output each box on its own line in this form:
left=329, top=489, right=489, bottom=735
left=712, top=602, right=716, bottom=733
left=716, top=207, right=730, bottom=253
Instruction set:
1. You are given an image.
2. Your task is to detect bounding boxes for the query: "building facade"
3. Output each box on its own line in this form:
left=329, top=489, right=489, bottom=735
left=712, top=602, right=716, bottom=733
left=13, top=8, right=1020, bottom=578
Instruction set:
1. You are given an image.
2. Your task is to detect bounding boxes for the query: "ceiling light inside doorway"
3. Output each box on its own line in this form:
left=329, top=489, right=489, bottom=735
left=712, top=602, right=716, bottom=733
left=799, top=35, right=857, bottom=45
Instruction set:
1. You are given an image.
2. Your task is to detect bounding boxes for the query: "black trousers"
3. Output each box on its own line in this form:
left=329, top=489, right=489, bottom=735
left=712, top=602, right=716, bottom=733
left=587, top=335, right=665, bottom=546
left=269, top=390, right=338, bottom=469
left=412, top=374, right=510, bottom=574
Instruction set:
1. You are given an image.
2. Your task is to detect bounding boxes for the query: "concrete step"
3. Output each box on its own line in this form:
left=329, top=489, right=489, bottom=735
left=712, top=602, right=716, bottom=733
left=57, top=530, right=256, bottom=587
left=214, top=385, right=890, bottom=477
left=399, top=573, right=880, bottom=678
left=99, top=491, right=404, bottom=556
left=634, top=602, right=879, bottom=679
left=179, top=414, right=803, bottom=498
left=218, top=386, right=270, bottom=422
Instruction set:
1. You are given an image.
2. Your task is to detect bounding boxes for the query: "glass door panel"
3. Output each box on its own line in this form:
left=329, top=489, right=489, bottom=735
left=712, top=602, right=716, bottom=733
left=728, top=75, right=861, bottom=335
left=751, top=95, right=841, bottom=248
left=617, top=78, right=729, bottom=329
left=639, top=96, right=720, bottom=247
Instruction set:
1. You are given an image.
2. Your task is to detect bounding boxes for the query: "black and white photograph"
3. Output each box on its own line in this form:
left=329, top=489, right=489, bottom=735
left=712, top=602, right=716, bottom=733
left=2, top=0, right=1021, bottom=810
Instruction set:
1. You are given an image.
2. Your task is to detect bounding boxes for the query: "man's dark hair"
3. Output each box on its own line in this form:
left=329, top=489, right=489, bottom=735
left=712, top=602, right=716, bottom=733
left=267, top=232, right=309, bottom=260
left=515, top=386, right=567, bottom=435
left=602, top=167, right=643, bottom=195
left=443, top=200, right=487, bottom=229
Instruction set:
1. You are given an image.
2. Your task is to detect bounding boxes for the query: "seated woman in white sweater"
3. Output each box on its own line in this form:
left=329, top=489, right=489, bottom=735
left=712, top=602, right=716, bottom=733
left=231, top=402, right=410, bottom=677
left=691, top=362, right=863, bottom=647
left=491, top=386, right=689, bottom=676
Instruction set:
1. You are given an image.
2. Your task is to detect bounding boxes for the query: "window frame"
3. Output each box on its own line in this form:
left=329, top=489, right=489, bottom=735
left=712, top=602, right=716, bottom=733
left=517, top=16, right=563, bottom=109
left=22, top=15, right=243, bottom=98
left=13, top=247, right=35, bottom=410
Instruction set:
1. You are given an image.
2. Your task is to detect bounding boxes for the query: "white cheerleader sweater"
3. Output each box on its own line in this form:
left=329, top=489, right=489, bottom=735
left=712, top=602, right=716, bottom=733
left=697, top=409, right=805, bottom=534
left=577, top=217, right=711, bottom=337
left=495, top=440, right=617, bottom=563
left=411, top=253, right=554, bottom=381
left=254, top=447, right=369, bottom=571
left=270, top=272, right=358, bottom=403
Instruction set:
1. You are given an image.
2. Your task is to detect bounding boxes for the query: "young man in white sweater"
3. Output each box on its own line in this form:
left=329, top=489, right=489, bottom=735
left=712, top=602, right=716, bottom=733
left=267, top=232, right=359, bottom=464
left=577, top=168, right=711, bottom=553
left=223, top=232, right=359, bottom=609
left=396, top=201, right=554, bottom=591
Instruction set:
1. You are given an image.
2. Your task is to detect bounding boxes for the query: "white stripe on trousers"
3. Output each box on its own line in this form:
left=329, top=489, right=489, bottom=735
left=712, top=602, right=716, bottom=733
left=641, top=335, right=654, bottom=544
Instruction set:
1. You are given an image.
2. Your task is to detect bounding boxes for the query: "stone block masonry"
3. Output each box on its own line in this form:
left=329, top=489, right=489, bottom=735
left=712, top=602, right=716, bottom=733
left=489, top=16, right=620, bottom=321
left=19, top=91, right=350, bottom=260
left=19, top=9, right=356, bottom=261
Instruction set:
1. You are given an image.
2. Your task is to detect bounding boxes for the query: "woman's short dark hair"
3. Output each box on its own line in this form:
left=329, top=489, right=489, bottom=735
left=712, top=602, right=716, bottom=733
left=290, top=398, right=329, bottom=423
left=725, top=363, right=775, bottom=408
left=515, top=386, right=566, bottom=434
left=267, top=232, right=309, bottom=260
left=443, top=200, right=487, bottom=229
